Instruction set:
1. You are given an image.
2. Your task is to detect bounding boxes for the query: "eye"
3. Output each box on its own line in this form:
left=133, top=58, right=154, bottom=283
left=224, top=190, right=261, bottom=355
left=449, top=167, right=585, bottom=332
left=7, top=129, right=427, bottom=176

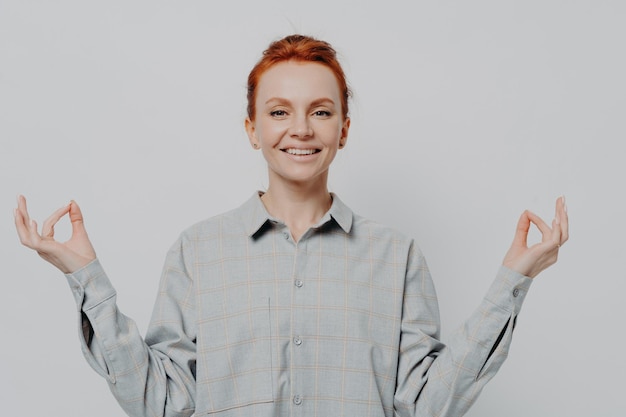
left=270, top=109, right=288, bottom=117
left=313, top=110, right=332, bottom=117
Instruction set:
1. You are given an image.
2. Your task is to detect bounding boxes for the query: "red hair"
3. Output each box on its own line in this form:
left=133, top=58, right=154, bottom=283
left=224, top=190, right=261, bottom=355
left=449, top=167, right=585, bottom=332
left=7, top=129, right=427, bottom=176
left=247, top=34, right=351, bottom=121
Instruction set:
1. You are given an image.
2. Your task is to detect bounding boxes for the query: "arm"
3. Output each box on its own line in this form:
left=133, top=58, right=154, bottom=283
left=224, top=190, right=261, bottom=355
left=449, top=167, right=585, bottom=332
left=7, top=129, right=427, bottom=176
left=394, top=197, right=569, bottom=417
left=15, top=196, right=197, bottom=417
left=67, top=241, right=196, bottom=417
left=394, top=253, right=531, bottom=417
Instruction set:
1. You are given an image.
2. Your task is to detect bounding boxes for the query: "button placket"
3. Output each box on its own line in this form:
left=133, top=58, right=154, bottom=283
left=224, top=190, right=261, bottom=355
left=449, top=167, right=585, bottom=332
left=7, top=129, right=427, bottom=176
left=290, top=234, right=310, bottom=412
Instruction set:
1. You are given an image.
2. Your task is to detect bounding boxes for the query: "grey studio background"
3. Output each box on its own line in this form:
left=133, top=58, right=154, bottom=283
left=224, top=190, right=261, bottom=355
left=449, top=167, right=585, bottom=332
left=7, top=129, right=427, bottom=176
left=1, top=1, right=624, bottom=416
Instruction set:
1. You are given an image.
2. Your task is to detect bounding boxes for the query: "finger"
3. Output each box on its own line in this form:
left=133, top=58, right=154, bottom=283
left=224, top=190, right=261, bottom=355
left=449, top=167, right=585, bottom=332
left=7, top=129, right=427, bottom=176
left=14, top=206, right=32, bottom=246
left=512, top=211, right=531, bottom=247
left=550, top=216, right=563, bottom=249
left=15, top=196, right=41, bottom=248
left=526, top=210, right=552, bottom=237
left=41, top=203, right=71, bottom=238
left=68, top=200, right=88, bottom=237
left=550, top=196, right=563, bottom=248
left=27, top=218, right=42, bottom=245
left=16, top=194, right=31, bottom=225
left=558, top=196, right=569, bottom=245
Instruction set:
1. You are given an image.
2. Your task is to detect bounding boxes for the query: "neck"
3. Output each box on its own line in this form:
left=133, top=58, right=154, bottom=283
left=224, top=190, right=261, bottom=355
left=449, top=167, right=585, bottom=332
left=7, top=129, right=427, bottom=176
left=261, top=176, right=332, bottom=242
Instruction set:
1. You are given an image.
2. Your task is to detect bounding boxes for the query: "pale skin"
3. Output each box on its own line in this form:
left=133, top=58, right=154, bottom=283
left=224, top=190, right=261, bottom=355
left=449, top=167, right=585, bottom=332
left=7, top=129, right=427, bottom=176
left=244, top=61, right=350, bottom=241
left=15, top=61, right=568, bottom=278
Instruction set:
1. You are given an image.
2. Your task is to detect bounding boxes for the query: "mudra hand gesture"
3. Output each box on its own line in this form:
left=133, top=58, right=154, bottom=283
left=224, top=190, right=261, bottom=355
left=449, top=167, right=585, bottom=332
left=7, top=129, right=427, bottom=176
left=503, top=196, right=569, bottom=278
left=14, top=195, right=96, bottom=274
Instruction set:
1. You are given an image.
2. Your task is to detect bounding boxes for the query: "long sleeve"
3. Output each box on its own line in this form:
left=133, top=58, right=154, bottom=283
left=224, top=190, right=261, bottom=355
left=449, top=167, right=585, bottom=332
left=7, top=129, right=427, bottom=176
left=393, top=243, right=532, bottom=417
left=59, top=194, right=533, bottom=417
left=65, top=236, right=197, bottom=417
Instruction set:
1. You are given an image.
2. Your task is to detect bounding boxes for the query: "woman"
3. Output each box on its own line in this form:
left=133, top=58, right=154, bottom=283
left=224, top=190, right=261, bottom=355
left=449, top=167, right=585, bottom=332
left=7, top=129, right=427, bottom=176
left=15, top=34, right=568, bottom=417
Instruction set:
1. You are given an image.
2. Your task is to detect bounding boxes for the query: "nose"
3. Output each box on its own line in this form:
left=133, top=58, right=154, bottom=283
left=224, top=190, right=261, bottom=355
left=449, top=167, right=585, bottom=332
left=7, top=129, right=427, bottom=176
left=289, top=114, right=313, bottom=139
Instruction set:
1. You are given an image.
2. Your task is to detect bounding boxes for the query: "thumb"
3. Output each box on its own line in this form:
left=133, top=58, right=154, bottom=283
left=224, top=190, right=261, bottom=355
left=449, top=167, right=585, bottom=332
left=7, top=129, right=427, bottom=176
left=69, top=200, right=88, bottom=236
left=512, top=211, right=531, bottom=248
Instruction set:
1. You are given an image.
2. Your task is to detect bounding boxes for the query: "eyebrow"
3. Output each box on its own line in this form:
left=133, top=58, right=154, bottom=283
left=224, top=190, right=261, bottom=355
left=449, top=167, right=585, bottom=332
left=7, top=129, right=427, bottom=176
left=264, top=97, right=337, bottom=107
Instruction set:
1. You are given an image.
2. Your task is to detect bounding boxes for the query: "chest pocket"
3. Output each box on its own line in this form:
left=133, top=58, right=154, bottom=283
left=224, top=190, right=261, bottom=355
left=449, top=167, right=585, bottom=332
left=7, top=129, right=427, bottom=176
left=195, top=296, right=273, bottom=414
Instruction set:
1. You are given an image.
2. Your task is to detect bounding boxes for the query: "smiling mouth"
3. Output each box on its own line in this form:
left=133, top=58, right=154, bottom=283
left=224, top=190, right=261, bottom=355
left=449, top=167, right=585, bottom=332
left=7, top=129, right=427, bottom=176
left=282, top=148, right=320, bottom=156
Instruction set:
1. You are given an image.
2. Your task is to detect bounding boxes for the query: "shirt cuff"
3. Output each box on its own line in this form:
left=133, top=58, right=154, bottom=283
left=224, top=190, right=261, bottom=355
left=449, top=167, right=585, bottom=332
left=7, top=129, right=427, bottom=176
left=65, top=259, right=116, bottom=311
left=484, top=265, right=533, bottom=315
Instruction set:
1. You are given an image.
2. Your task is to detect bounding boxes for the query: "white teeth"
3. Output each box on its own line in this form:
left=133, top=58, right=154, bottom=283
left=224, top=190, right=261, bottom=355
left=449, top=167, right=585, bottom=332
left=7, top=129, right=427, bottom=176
left=285, top=148, right=316, bottom=155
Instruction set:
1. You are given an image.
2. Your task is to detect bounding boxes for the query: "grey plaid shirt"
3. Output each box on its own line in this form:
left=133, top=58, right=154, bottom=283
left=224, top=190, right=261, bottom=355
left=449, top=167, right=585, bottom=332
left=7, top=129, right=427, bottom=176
left=66, top=192, right=532, bottom=417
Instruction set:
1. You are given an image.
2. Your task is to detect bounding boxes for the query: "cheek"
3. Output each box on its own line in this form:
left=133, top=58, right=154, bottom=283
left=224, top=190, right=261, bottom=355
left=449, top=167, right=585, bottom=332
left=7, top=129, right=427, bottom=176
left=321, top=123, right=345, bottom=145
left=257, top=121, right=287, bottom=144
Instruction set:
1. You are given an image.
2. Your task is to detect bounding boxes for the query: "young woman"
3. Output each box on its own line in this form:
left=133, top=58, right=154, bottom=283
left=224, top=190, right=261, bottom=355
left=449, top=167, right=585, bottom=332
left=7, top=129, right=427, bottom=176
left=15, top=34, right=568, bottom=417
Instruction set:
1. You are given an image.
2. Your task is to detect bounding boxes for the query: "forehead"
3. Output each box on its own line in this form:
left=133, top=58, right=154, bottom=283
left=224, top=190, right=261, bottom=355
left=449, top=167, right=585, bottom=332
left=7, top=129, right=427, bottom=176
left=256, top=61, right=341, bottom=102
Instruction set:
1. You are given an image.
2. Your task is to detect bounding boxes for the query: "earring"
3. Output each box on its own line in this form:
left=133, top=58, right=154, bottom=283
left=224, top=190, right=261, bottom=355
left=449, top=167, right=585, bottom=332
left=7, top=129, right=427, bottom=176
left=253, top=143, right=259, bottom=149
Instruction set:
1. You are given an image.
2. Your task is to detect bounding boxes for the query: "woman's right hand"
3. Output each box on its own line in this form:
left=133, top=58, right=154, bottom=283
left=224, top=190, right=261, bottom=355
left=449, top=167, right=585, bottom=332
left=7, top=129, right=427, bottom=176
left=15, top=195, right=97, bottom=274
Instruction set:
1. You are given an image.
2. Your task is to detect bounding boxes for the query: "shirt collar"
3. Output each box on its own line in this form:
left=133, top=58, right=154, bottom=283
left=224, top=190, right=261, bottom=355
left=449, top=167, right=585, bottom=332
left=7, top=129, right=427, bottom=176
left=240, top=191, right=353, bottom=237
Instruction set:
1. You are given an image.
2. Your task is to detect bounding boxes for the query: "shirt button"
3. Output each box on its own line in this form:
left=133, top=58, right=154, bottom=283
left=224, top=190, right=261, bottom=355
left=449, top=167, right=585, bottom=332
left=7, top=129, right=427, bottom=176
left=295, top=279, right=303, bottom=288
left=512, top=288, right=520, bottom=297
left=293, top=336, right=302, bottom=346
left=283, top=232, right=289, bottom=240
left=293, top=395, right=302, bottom=405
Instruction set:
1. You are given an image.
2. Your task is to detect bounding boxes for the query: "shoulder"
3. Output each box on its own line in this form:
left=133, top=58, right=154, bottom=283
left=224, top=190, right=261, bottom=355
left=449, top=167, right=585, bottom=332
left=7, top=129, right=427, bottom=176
left=176, top=194, right=261, bottom=244
left=345, top=210, right=429, bottom=274
left=180, top=206, right=247, bottom=241
left=349, top=210, right=418, bottom=253
left=332, top=194, right=413, bottom=245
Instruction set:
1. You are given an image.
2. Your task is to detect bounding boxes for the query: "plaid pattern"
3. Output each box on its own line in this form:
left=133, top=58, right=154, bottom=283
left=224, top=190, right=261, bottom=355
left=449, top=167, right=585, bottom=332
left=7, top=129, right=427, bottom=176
left=66, top=193, right=532, bottom=417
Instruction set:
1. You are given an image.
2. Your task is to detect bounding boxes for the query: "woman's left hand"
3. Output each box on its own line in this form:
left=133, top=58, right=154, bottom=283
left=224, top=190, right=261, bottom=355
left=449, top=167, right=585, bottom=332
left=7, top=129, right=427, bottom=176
left=502, top=196, right=569, bottom=278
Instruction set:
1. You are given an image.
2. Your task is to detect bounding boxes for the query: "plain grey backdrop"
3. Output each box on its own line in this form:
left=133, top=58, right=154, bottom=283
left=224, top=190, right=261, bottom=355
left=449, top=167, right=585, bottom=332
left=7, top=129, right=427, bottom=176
left=1, top=1, right=624, bottom=416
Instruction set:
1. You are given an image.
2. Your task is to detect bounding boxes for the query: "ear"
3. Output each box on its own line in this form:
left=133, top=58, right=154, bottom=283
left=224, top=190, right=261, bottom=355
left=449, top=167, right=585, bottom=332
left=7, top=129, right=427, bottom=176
left=245, top=118, right=260, bottom=150
left=339, top=117, right=350, bottom=149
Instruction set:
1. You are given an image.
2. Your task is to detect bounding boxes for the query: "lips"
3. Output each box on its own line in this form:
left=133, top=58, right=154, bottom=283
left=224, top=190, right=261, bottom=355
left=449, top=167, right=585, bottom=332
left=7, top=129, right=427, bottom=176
left=282, top=148, right=320, bottom=155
